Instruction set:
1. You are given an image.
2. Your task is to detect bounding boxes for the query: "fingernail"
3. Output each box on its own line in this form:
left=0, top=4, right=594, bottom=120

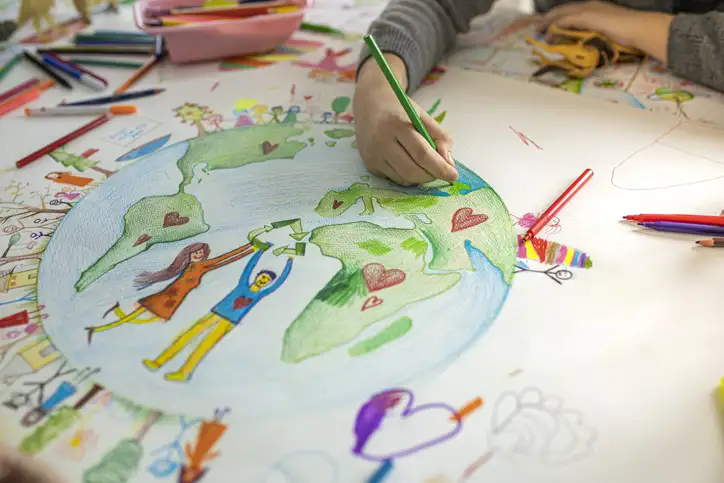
left=446, top=150, right=455, bottom=166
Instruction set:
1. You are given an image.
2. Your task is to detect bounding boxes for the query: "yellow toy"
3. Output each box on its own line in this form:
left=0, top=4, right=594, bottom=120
left=526, top=25, right=643, bottom=79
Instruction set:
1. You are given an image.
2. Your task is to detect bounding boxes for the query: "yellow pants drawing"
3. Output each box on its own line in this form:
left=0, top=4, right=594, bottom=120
left=143, top=313, right=234, bottom=382
left=94, top=306, right=160, bottom=333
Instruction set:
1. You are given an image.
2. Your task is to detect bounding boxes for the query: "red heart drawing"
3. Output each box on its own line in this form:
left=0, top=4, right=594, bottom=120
left=451, top=208, right=488, bottom=232
left=332, top=200, right=343, bottom=209
left=362, top=263, right=406, bottom=292
left=304, top=95, right=312, bottom=101
left=133, top=234, right=151, bottom=246
left=261, top=141, right=279, bottom=155
left=163, top=212, right=190, bottom=228
left=361, top=296, right=383, bottom=311
left=233, top=296, right=253, bottom=310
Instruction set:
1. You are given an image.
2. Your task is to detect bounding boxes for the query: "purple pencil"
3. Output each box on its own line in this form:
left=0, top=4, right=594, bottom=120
left=0, top=77, right=40, bottom=103
left=639, top=221, right=724, bottom=236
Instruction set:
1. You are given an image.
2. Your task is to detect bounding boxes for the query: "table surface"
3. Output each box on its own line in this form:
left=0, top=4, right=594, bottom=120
left=2, top=4, right=724, bottom=483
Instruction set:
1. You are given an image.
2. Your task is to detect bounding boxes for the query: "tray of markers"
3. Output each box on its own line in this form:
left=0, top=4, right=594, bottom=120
left=133, top=0, right=312, bottom=63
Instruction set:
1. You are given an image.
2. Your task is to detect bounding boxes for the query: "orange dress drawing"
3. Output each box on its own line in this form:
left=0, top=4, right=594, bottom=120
left=139, top=245, right=250, bottom=319
left=180, top=416, right=228, bottom=482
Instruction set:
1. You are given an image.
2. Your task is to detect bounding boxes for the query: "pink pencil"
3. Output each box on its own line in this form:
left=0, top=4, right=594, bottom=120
left=0, top=78, right=40, bottom=103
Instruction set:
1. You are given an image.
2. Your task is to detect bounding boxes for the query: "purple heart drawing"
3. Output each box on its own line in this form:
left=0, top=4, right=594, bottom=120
left=351, top=388, right=462, bottom=461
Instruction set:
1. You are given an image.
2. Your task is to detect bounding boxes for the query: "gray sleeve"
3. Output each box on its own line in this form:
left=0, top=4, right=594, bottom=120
left=356, top=0, right=495, bottom=93
left=667, top=12, right=724, bottom=92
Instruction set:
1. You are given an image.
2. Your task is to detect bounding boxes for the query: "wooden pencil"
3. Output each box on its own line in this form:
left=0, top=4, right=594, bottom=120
left=113, top=54, right=160, bottom=94
left=695, top=238, right=724, bottom=247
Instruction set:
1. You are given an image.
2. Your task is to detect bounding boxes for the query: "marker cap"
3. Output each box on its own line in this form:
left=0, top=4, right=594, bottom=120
left=110, top=105, right=137, bottom=115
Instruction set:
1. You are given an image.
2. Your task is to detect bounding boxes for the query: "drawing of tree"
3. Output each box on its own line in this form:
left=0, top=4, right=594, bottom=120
left=172, top=103, right=216, bottom=136
left=82, top=407, right=163, bottom=483
left=331, top=96, right=351, bottom=123
left=20, top=383, right=105, bottom=455
left=48, top=147, right=115, bottom=178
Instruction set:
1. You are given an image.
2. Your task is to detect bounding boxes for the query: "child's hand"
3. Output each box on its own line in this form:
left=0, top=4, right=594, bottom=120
left=353, top=56, right=458, bottom=186
left=541, top=1, right=647, bottom=48
left=0, top=445, right=64, bottom=483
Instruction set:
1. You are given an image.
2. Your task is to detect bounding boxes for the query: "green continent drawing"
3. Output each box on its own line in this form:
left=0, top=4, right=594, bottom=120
left=313, top=182, right=516, bottom=283
left=282, top=222, right=459, bottom=363
left=75, top=124, right=307, bottom=292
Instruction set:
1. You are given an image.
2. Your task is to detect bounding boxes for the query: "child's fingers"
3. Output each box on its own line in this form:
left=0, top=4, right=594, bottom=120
left=421, top=111, right=456, bottom=168
left=399, top=130, right=458, bottom=183
left=387, top=140, right=436, bottom=185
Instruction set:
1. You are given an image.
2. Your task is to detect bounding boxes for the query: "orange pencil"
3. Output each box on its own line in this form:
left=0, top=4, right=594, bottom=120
left=114, top=55, right=160, bottom=94
left=0, top=79, right=55, bottom=117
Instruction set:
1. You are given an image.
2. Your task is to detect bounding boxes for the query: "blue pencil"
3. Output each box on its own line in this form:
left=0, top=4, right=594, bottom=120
left=367, top=460, right=393, bottom=483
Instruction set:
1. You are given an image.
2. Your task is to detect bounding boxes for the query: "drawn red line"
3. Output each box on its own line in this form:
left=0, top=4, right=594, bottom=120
left=460, top=450, right=494, bottom=481
left=509, top=126, right=542, bottom=150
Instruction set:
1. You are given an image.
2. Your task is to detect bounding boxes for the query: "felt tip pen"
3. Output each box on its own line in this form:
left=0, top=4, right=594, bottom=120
left=41, top=55, right=106, bottom=91
left=25, top=105, right=137, bottom=117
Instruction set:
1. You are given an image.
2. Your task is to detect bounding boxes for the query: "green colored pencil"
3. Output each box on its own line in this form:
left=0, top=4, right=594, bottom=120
left=69, top=58, right=145, bottom=69
left=362, top=34, right=437, bottom=150
left=300, top=22, right=344, bottom=35
left=0, top=54, right=21, bottom=82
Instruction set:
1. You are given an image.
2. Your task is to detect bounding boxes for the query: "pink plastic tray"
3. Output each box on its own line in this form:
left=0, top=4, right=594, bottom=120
left=133, top=0, right=311, bottom=63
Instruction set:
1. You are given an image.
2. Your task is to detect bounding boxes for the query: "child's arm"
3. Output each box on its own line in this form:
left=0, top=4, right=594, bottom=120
left=666, top=13, right=724, bottom=92
left=357, top=0, right=496, bottom=94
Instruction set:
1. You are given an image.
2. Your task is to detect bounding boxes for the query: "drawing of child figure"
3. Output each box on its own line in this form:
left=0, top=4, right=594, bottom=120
left=143, top=248, right=293, bottom=382
left=85, top=242, right=254, bottom=343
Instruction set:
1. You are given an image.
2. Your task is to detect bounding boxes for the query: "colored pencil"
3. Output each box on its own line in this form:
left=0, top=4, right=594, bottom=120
left=0, top=80, right=55, bottom=117
left=639, top=221, right=724, bottom=236
left=300, top=22, right=345, bottom=36
left=92, top=29, right=155, bottom=38
left=25, top=105, right=136, bottom=116
left=0, top=54, right=21, bottom=82
left=0, top=77, right=39, bottom=103
left=145, top=0, right=291, bottom=16
left=114, top=55, right=160, bottom=94
left=74, top=33, right=156, bottom=44
left=41, top=54, right=106, bottom=91
left=16, top=114, right=110, bottom=168
left=624, top=213, right=724, bottom=227
left=523, top=168, right=594, bottom=242
left=363, top=34, right=437, bottom=149
left=367, top=460, right=393, bottom=483
left=696, top=238, right=724, bottom=247
left=75, top=37, right=157, bottom=47
left=38, top=46, right=154, bottom=55
left=69, top=58, right=145, bottom=69
left=62, top=87, right=165, bottom=106
left=22, top=50, right=73, bottom=89
left=45, top=53, right=108, bottom=87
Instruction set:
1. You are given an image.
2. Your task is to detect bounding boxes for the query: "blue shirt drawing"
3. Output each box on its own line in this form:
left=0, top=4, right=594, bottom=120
left=211, top=249, right=293, bottom=325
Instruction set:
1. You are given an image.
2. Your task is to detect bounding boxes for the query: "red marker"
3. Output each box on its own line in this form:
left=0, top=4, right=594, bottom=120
left=522, top=168, right=594, bottom=243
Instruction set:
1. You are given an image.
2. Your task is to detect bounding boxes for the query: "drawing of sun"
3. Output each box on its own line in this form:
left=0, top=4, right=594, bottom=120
left=38, top=123, right=517, bottom=418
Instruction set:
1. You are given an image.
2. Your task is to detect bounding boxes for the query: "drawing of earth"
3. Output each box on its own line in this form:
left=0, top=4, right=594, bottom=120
left=38, top=122, right=517, bottom=418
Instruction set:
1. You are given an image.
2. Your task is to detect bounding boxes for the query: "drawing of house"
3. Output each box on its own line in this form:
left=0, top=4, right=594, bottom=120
left=0, top=266, right=37, bottom=293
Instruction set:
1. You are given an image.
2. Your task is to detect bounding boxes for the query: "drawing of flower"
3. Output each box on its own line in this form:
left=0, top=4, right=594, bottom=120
left=172, top=103, right=216, bottom=137
left=488, top=387, right=596, bottom=465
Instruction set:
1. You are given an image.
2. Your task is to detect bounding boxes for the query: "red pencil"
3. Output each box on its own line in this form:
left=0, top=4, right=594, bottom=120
left=0, top=77, right=40, bottom=103
left=522, top=168, right=594, bottom=242
left=623, top=214, right=724, bottom=227
left=16, top=114, right=110, bottom=168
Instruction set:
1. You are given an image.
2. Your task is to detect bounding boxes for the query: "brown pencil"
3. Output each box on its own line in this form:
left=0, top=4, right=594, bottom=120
left=695, top=238, right=724, bottom=247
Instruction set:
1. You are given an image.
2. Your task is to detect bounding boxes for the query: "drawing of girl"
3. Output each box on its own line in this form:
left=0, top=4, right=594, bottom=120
left=85, top=242, right=254, bottom=344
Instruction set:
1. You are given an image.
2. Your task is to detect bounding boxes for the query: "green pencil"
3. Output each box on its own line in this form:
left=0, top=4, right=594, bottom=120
left=300, top=22, right=344, bottom=36
left=0, top=54, right=21, bottom=82
left=362, top=34, right=437, bottom=150
left=69, top=58, right=145, bottom=69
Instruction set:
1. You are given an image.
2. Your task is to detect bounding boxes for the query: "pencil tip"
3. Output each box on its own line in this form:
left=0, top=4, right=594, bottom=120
left=695, top=240, right=702, bottom=245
